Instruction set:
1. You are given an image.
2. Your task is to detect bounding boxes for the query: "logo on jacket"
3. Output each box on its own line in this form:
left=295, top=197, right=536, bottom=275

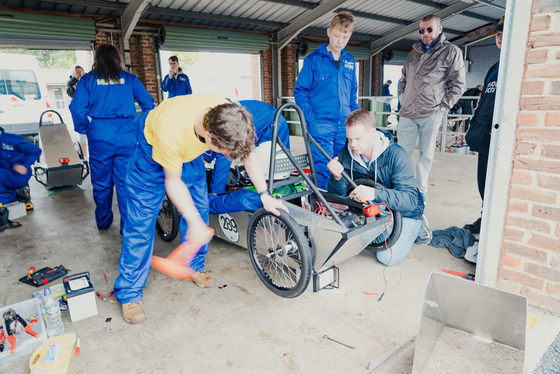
left=344, top=61, right=355, bottom=70
left=2, top=143, right=14, bottom=151
left=485, top=81, right=497, bottom=94
left=96, top=78, right=126, bottom=85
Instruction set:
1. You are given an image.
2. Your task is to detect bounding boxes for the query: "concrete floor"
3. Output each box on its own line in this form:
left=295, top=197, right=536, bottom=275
left=0, top=136, right=555, bottom=373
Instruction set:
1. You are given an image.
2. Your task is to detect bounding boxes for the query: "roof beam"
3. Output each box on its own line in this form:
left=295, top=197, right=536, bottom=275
left=369, top=0, right=477, bottom=56
left=337, top=7, right=465, bottom=36
left=121, top=0, right=150, bottom=41
left=402, top=0, right=501, bottom=23
left=277, top=0, right=349, bottom=50
left=301, top=26, right=379, bottom=42
left=260, top=0, right=317, bottom=9
left=146, top=7, right=285, bottom=28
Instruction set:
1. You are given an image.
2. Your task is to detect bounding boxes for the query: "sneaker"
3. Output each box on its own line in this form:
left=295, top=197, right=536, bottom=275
left=192, top=270, right=215, bottom=288
left=415, top=214, right=432, bottom=245
left=122, top=301, right=147, bottom=324
left=464, top=217, right=482, bottom=234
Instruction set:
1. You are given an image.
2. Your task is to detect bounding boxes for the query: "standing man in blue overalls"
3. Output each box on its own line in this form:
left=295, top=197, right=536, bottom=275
left=294, top=11, right=359, bottom=190
left=161, top=56, right=192, bottom=99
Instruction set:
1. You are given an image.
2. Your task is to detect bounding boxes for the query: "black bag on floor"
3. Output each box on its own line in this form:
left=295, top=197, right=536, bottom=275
left=0, top=206, right=22, bottom=233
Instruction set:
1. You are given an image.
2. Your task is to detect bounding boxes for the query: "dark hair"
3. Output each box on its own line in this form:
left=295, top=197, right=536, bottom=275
left=169, top=56, right=179, bottom=63
left=345, top=109, right=375, bottom=129
left=421, top=15, right=441, bottom=25
left=386, top=80, right=392, bottom=84
left=203, top=104, right=255, bottom=160
left=93, top=44, right=124, bottom=83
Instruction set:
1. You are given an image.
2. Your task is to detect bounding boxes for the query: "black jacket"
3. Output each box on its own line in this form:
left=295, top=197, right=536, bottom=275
left=66, top=76, right=79, bottom=98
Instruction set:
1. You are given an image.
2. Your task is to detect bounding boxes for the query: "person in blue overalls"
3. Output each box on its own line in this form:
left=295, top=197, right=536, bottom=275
left=294, top=11, right=359, bottom=190
left=70, top=44, right=155, bottom=234
left=161, top=56, right=192, bottom=99
left=0, top=127, right=41, bottom=206
left=203, top=100, right=291, bottom=194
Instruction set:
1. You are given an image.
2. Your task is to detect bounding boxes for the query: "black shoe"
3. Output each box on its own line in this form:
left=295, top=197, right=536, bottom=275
left=464, top=217, right=481, bottom=234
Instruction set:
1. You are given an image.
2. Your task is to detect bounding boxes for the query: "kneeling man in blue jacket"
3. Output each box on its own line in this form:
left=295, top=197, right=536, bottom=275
left=327, top=110, right=431, bottom=265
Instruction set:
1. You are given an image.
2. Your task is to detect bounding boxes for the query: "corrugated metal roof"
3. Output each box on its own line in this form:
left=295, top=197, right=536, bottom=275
left=2, top=0, right=506, bottom=50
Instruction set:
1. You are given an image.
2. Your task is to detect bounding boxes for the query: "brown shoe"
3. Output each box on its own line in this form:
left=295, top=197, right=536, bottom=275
left=192, top=270, right=215, bottom=288
left=122, top=301, right=147, bottom=324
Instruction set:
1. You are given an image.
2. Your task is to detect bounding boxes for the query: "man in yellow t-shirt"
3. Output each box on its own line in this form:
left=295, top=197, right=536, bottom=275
left=114, top=93, right=287, bottom=324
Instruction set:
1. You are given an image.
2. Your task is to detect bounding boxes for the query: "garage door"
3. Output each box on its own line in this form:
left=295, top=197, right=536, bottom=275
left=161, top=26, right=269, bottom=54
left=0, top=11, right=95, bottom=50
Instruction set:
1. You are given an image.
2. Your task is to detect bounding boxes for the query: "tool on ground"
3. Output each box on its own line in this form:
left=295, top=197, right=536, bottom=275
left=442, top=269, right=475, bottom=281
left=323, top=335, right=356, bottom=350
left=95, top=290, right=114, bottom=302
left=75, top=336, right=80, bottom=357
left=19, top=265, right=69, bottom=287
left=2, top=308, right=40, bottom=354
left=27, top=266, right=36, bottom=279
left=29, top=333, right=76, bottom=374
left=151, top=228, right=214, bottom=279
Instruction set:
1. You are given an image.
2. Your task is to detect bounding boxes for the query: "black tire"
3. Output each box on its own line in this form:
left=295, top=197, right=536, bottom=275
left=348, top=178, right=403, bottom=251
left=247, top=208, right=312, bottom=298
left=156, top=195, right=180, bottom=242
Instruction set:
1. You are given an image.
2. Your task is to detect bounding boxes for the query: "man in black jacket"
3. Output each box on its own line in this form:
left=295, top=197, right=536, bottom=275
left=464, top=18, right=504, bottom=234
left=66, top=65, right=84, bottom=98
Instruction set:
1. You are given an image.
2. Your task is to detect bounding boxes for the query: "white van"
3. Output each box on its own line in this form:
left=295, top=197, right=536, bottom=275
left=0, top=53, right=51, bottom=136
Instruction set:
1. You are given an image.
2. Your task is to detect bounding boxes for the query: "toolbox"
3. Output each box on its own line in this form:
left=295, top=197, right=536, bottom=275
left=34, top=110, right=89, bottom=189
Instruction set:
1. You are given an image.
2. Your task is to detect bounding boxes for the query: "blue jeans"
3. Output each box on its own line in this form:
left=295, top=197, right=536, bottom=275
left=375, top=217, right=422, bottom=266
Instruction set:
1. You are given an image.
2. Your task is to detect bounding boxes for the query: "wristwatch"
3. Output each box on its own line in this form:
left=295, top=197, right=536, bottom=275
left=259, top=190, right=271, bottom=197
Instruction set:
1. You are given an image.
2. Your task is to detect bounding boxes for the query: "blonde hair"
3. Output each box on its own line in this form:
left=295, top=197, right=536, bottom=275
left=330, top=11, right=354, bottom=32
left=345, top=110, right=375, bottom=129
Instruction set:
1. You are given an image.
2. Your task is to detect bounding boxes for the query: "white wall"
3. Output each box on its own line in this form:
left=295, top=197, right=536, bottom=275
left=465, top=38, right=501, bottom=89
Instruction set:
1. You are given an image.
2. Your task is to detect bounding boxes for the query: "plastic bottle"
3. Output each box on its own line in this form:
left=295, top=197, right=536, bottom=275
left=41, top=287, right=64, bottom=337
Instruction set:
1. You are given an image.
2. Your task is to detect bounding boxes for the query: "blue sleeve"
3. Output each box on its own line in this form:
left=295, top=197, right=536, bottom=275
left=161, top=75, right=169, bottom=92
left=133, top=76, right=155, bottom=113
left=186, top=76, right=192, bottom=95
left=69, top=77, right=90, bottom=135
left=373, top=146, right=418, bottom=212
left=17, top=137, right=42, bottom=168
left=294, top=57, right=318, bottom=124
left=350, top=60, right=359, bottom=111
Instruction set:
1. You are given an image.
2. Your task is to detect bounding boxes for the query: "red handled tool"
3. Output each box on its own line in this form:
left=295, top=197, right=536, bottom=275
left=442, top=269, right=475, bottom=281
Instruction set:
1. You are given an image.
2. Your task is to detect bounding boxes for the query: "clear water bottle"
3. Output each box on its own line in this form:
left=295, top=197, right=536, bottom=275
left=41, top=287, right=64, bottom=337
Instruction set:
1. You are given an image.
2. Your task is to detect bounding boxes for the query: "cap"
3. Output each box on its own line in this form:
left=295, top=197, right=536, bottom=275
left=488, top=17, right=504, bottom=35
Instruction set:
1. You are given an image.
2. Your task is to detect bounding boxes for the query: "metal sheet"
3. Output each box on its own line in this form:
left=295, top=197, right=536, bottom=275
left=412, top=272, right=527, bottom=373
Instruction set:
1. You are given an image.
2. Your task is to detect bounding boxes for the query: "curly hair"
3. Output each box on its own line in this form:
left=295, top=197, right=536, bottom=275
left=203, top=103, right=256, bottom=161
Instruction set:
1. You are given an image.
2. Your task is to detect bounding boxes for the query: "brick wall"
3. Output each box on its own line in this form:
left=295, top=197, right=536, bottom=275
left=281, top=44, right=297, bottom=97
left=498, top=5, right=560, bottom=315
left=262, top=47, right=273, bottom=105
left=251, top=54, right=261, bottom=100
left=372, top=52, right=382, bottom=96
left=94, top=30, right=158, bottom=104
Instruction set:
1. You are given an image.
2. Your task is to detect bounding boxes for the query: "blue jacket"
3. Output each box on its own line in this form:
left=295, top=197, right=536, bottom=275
left=239, top=100, right=290, bottom=148
left=327, top=129, right=424, bottom=219
left=161, top=68, right=192, bottom=98
left=294, top=44, right=359, bottom=127
left=0, top=126, right=42, bottom=170
left=70, top=71, right=155, bottom=135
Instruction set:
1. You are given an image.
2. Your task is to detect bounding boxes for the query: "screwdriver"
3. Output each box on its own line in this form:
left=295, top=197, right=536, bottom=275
left=442, top=269, right=475, bottom=281
left=27, top=266, right=35, bottom=279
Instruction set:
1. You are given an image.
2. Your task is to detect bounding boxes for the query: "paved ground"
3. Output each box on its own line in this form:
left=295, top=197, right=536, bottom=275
left=0, top=134, right=556, bottom=373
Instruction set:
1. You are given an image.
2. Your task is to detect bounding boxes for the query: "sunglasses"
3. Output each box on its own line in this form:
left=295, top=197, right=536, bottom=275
left=419, top=27, right=434, bottom=34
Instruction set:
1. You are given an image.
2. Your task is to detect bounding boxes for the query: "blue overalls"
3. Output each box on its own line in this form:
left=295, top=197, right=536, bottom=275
left=0, top=127, right=42, bottom=205
left=204, top=100, right=291, bottom=194
left=69, top=71, right=154, bottom=233
left=294, top=43, right=359, bottom=189
left=114, top=112, right=209, bottom=303
left=161, top=69, right=192, bottom=99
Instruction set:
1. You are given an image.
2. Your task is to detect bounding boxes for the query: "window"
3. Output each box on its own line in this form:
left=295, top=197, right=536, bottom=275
left=3, top=69, right=40, bottom=100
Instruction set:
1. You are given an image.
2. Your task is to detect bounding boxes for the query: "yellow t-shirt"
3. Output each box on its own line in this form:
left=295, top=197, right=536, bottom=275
left=144, top=93, right=228, bottom=173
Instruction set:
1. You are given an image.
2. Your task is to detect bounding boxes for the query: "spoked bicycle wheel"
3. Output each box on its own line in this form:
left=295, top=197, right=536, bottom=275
left=247, top=208, right=312, bottom=298
left=156, top=195, right=180, bottom=242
